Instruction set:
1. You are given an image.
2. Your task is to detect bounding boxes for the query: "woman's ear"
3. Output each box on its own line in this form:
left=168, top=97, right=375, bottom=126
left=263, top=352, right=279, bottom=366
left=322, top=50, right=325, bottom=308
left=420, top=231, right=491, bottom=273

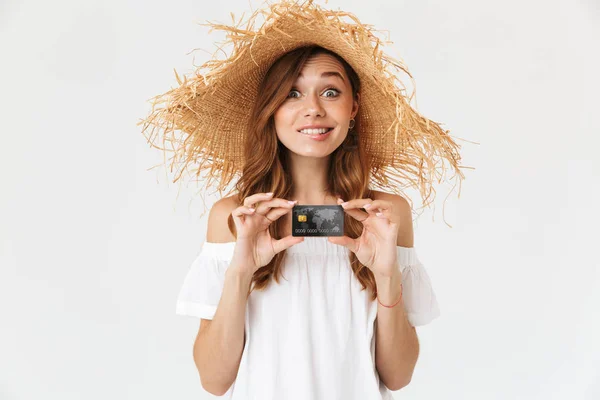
left=352, top=92, right=360, bottom=119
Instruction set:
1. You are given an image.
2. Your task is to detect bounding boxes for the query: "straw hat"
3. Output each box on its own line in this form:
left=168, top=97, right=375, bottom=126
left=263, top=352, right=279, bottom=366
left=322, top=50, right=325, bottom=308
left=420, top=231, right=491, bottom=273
left=138, top=0, right=467, bottom=216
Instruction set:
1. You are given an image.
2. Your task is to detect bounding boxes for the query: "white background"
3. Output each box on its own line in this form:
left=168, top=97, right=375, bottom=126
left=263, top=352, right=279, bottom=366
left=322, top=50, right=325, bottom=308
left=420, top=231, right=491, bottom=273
left=1, top=0, right=599, bottom=399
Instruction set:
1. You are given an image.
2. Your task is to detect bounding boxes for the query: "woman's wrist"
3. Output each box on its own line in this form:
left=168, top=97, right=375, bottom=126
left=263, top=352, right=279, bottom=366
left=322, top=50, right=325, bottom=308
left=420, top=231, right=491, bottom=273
left=374, top=270, right=403, bottom=308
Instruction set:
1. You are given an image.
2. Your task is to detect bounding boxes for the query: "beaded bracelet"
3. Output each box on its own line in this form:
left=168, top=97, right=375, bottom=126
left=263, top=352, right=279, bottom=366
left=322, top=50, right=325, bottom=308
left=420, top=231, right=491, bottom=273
left=377, top=283, right=403, bottom=308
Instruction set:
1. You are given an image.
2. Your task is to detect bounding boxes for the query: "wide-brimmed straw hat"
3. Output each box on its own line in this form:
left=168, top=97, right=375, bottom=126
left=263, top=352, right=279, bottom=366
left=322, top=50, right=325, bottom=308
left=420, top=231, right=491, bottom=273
left=138, top=0, right=467, bottom=217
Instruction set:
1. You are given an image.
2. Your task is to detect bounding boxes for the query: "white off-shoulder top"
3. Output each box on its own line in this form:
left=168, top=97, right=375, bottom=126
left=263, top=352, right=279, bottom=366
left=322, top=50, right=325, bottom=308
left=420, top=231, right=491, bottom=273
left=176, top=236, right=440, bottom=399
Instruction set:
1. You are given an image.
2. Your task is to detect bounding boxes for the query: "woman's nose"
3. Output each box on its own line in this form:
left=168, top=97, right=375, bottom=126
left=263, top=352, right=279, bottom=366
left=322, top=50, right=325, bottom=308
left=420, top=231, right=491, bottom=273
left=303, top=93, right=325, bottom=116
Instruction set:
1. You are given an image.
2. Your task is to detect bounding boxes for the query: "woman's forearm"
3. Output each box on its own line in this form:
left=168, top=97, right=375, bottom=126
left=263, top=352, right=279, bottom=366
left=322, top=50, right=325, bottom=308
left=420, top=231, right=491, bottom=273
left=193, top=264, right=253, bottom=395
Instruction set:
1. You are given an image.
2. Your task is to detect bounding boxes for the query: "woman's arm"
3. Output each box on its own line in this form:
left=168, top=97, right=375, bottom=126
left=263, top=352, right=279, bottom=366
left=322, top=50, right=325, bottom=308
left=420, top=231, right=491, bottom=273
left=194, top=266, right=253, bottom=395
left=192, top=196, right=252, bottom=396
left=374, top=193, right=420, bottom=391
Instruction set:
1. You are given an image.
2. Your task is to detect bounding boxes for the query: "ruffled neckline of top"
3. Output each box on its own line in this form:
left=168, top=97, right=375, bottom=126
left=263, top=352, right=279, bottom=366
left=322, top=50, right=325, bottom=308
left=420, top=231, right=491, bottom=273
left=200, top=236, right=418, bottom=265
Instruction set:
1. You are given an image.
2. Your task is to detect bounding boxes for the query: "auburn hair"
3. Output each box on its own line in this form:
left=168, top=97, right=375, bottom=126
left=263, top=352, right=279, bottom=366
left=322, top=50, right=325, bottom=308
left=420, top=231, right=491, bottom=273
left=226, top=45, right=379, bottom=301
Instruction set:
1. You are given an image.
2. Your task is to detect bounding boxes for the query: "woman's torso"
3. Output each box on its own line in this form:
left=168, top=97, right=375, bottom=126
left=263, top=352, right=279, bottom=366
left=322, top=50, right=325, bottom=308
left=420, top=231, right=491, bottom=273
left=223, top=236, right=392, bottom=400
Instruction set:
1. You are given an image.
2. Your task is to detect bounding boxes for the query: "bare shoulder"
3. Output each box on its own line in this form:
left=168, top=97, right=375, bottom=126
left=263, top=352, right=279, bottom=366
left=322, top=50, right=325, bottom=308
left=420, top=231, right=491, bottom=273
left=206, top=194, right=241, bottom=243
left=370, top=190, right=413, bottom=247
left=371, top=190, right=410, bottom=210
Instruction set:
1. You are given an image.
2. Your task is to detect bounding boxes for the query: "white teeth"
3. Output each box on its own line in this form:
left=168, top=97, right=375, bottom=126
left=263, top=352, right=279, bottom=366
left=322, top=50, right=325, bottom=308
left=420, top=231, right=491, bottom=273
left=299, top=128, right=332, bottom=135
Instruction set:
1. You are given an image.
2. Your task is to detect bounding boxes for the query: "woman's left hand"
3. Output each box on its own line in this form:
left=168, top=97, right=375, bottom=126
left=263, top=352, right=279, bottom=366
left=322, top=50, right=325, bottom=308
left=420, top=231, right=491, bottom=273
left=328, top=197, right=400, bottom=277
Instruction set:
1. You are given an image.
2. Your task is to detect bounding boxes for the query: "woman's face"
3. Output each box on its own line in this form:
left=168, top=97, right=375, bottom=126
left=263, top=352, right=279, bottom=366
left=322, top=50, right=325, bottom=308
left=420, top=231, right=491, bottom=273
left=274, top=53, right=359, bottom=157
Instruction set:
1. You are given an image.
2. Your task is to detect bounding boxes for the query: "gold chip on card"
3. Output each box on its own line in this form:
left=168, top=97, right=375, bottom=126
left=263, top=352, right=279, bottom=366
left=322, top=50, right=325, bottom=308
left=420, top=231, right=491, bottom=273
left=298, top=215, right=307, bottom=222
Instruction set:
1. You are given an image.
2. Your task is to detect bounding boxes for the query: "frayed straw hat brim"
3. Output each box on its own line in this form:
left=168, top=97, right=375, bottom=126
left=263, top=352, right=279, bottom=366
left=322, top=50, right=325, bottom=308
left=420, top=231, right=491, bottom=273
left=138, top=0, right=469, bottom=216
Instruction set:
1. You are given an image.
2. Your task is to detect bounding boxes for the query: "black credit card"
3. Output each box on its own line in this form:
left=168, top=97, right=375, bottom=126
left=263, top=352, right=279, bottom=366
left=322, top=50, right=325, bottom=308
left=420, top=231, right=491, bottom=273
left=291, top=205, right=344, bottom=237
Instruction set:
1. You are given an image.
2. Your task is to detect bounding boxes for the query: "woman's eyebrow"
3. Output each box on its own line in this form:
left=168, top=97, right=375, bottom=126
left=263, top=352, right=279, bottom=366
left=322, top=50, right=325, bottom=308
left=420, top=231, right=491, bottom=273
left=298, top=71, right=345, bottom=82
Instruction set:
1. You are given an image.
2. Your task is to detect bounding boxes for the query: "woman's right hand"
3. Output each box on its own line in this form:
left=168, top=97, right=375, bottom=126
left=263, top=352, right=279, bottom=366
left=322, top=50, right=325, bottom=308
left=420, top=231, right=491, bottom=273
left=230, top=192, right=304, bottom=275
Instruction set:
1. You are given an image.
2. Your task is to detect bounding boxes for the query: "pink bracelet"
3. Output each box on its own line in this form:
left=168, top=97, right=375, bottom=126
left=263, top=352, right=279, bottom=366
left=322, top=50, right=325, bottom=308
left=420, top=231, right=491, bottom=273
left=377, top=283, right=403, bottom=308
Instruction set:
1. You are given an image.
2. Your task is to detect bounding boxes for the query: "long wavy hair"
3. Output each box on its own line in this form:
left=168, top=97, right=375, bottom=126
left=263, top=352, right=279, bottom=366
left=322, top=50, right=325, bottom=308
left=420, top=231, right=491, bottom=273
left=226, top=45, right=379, bottom=301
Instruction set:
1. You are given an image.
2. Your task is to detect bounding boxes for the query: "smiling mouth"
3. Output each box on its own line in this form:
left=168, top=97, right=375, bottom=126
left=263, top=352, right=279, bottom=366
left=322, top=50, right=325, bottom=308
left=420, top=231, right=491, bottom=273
left=298, top=127, right=334, bottom=135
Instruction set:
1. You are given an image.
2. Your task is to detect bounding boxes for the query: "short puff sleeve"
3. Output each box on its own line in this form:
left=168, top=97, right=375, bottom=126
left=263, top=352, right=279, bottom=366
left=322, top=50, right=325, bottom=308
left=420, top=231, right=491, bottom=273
left=175, top=241, right=235, bottom=319
left=396, top=246, right=441, bottom=327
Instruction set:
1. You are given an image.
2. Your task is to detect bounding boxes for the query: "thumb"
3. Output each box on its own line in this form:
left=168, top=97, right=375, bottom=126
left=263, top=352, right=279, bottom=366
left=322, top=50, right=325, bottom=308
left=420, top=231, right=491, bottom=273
left=273, top=235, right=305, bottom=253
left=328, top=235, right=358, bottom=252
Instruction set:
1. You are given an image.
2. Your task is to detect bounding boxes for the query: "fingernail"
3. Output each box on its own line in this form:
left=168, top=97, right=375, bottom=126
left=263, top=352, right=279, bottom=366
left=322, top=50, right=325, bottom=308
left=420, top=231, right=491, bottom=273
left=341, top=202, right=348, bottom=207
left=376, top=212, right=382, bottom=217
left=288, top=200, right=296, bottom=205
left=249, top=208, right=255, bottom=212
left=364, top=204, right=371, bottom=209
left=266, top=192, right=273, bottom=196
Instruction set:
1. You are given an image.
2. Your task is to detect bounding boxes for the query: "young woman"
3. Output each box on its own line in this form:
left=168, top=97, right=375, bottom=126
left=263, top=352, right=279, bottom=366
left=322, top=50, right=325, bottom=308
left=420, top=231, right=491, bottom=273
left=140, top=1, right=464, bottom=399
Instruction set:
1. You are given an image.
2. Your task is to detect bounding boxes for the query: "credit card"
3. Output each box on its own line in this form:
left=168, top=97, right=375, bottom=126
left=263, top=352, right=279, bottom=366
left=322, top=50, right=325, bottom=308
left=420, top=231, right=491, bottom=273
left=291, top=205, right=344, bottom=237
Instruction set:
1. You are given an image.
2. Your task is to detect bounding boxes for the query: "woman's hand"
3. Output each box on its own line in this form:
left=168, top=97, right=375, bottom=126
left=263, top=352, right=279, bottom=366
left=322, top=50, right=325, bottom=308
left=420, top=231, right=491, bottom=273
left=230, top=192, right=304, bottom=275
left=328, top=197, right=401, bottom=277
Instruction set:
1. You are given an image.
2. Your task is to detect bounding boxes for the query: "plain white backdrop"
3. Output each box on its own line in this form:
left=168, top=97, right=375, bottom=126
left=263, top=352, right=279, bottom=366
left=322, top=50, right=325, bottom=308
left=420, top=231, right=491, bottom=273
left=1, top=0, right=598, bottom=398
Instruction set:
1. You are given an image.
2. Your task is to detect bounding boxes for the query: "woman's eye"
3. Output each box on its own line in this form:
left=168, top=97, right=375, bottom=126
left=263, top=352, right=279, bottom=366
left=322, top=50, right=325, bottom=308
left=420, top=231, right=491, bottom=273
left=324, top=88, right=340, bottom=97
left=287, top=88, right=340, bottom=98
